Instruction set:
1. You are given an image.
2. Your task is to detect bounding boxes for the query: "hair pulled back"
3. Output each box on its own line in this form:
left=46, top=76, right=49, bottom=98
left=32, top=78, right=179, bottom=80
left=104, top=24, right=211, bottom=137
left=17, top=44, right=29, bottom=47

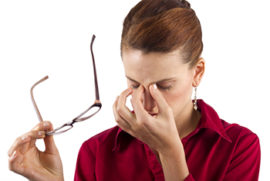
left=121, top=0, right=203, bottom=68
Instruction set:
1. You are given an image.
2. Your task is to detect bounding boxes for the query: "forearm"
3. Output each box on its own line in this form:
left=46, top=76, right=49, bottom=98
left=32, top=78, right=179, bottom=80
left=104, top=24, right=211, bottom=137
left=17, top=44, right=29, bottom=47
left=158, top=140, right=189, bottom=181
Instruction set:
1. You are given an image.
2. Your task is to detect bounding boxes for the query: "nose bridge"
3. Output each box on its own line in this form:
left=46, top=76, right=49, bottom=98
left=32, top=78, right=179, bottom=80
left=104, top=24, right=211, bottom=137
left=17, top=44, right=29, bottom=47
left=143, top=87, right=156, bottom=111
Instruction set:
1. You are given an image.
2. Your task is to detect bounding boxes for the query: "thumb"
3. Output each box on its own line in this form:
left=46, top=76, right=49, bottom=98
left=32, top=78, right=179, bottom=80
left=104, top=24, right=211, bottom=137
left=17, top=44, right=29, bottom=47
left=149, top=84, right=170, bottom=116
left=43, top=121, right=59, bottom=154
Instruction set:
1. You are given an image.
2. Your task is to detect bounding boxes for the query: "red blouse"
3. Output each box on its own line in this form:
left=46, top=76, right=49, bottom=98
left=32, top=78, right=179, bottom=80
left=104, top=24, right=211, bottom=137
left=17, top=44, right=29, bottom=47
left=74, top=99, right=261, bottom=181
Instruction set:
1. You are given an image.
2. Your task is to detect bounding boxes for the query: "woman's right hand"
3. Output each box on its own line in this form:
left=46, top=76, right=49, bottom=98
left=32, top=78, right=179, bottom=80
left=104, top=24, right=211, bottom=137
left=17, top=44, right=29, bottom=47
left=8, top=121, right=64, bottom=181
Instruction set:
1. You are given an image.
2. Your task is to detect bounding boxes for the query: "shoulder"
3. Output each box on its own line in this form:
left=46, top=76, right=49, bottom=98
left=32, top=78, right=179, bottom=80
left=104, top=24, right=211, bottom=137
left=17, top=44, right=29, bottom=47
left=221, top=119, right=260, bottom=150
left=219, top=120, right=261, bottom=179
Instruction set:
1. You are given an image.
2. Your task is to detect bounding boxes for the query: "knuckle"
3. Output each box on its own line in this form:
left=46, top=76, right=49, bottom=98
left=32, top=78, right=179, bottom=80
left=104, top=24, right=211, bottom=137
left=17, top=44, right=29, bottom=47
left=30, top=129, right=37, bottom=135
left=33, top=124, right=40, bottom=131
left=116, top=106, right=122, bottom=114
left=8, top=149, right=14, bottom=157
left=136, top=120, right=143, bottom=127
left=15, top=137, right=21, bottom=143
left=113, top=109, right=119, bottom=118
left=29, top=130, right=38, bottom=137
left=115, top=119, right=122, bottom=124
left=113, top=110, right=117, bottom=118
left=14, top=136, right=22, bottom=145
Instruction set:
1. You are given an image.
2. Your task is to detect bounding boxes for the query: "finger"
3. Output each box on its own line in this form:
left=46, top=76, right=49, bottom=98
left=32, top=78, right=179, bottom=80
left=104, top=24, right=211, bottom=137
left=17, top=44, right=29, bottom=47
left=113, top=97, right=136, bottom=138
left=32, top=121, right=51, bottom=131
left=131, top=85, right=151, bottom=121
left=21, top=130, right=46, bottom=154
left=29, top=121, right=51, bottom=148
left=42, top=121, right=59, bottom=154
left=8, top=135, right=31, bottom=157
left=113, top=96, right=132, bottom=130
left=8, top=128, right=45, bottom=156
left=149, top=84, right=171, bottom=116
left=116, top=88, right=136, bottom=126
left=8, top=150, right=25, bottom=175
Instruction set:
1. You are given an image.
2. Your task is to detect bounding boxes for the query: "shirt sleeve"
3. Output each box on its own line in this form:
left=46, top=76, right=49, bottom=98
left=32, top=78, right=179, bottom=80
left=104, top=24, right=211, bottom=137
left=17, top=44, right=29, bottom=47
left=224, top=130, right=261, bottom=181
left=74, top=139, right=96, bottom=181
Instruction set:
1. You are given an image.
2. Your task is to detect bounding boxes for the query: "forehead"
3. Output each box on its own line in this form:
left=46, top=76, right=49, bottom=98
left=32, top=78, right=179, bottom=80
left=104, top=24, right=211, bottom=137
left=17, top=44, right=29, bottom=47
left=122, top=48, right=189, bottom=82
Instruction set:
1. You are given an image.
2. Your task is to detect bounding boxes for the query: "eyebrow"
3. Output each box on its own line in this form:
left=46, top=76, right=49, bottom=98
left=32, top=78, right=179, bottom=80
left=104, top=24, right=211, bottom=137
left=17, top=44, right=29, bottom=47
left=125, top=75, right=176, bottom=85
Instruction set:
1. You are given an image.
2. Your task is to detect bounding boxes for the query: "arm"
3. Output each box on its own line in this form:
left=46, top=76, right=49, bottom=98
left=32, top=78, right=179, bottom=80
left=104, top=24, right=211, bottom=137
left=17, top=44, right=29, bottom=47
left=224, top=131, right=261, bottom=181
left=8, top=121, right=64, bottom=181
left=113, top=85, right=194, bottom=181
left=158, top=139, right=190, bottom=181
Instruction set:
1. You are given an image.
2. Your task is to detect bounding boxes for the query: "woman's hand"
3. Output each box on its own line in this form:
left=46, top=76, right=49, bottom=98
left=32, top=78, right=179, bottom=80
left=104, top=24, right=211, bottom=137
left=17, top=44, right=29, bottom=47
left=8, top=121, right=64, bottom=181
left=113, top=84, right=181, bottom=154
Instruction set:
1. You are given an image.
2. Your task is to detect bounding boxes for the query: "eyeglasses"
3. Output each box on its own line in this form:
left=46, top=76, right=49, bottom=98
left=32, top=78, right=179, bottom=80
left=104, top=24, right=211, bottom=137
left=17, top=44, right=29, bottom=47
left=30, top=34, right=102, bottom=135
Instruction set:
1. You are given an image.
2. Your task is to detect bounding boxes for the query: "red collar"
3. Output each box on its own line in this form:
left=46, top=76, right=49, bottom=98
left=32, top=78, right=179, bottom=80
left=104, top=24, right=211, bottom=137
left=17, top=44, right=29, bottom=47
left=112, top=99, right=232, bottom=152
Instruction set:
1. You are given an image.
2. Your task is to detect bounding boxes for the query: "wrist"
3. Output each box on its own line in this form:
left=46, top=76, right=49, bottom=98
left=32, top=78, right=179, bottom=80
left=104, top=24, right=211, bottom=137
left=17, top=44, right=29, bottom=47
left=157, top=140, right=189, bottom=181
left=157, top=136, right=183, bottom=156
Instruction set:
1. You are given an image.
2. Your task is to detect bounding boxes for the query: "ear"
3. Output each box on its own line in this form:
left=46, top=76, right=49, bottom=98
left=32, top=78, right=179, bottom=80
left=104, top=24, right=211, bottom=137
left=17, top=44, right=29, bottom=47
left=192, top=57, right=205, bottom=87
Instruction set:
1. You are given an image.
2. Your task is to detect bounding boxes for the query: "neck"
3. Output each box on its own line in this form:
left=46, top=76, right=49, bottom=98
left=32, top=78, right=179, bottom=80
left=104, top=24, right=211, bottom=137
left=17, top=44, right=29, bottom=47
left=175, top=100, right=201, bottom=139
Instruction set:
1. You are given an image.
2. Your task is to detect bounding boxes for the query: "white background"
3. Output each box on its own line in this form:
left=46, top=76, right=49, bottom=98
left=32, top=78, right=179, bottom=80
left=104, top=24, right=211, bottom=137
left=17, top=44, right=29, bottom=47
left=0, top=0, right=269, bottom=180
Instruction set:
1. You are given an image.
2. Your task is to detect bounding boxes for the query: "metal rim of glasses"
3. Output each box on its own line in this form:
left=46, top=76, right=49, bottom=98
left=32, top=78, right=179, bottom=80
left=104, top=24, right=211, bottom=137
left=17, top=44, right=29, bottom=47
left=30, top=34, right=102, bottom=135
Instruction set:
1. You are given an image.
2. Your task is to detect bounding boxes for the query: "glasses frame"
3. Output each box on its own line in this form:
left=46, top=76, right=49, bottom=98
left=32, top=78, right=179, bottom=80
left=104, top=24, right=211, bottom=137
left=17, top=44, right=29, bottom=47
left=30, top=34, right=102, bottom=135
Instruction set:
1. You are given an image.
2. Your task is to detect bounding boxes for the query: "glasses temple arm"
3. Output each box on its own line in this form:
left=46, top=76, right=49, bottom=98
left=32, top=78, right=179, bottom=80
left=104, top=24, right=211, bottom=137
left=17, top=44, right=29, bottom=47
left=90, top=34, right=100, bottom=101
left=30, top=75, right=49, bottom=122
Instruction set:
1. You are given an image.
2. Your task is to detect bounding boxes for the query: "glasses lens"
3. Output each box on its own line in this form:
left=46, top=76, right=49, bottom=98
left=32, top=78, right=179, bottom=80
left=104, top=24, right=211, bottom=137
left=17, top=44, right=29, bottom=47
left=76, top=105, right=101, bottom=122
left=46, top=124, right=73, bottom=135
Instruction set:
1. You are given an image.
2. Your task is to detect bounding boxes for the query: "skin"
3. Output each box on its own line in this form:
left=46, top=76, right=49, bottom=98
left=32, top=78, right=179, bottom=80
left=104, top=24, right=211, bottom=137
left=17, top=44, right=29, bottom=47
left=8, top=121, right=64, bottom=181
left=113, top=47, right=205, bottom=180
left=8, top=47, right=205, bottom=181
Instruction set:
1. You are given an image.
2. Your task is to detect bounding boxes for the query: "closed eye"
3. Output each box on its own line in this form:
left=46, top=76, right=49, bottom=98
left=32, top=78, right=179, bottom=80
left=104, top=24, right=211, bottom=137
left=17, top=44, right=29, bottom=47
left=131, top=84, right=172, bottom=90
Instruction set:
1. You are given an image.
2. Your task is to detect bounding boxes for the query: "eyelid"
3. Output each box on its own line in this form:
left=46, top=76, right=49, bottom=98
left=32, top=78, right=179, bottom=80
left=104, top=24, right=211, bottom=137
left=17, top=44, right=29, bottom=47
left=131, top=83, right=172, bottom=90
left=126, top=76, right=176, bottom=84
left=131, top=84, right=139, bottom=89
left=157, top=84, right=172, bottom=90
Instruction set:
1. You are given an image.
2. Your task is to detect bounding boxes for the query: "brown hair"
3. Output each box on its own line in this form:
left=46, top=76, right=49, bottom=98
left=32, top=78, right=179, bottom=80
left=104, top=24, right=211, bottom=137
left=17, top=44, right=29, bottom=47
left=120, top=0, right=203, bottom=69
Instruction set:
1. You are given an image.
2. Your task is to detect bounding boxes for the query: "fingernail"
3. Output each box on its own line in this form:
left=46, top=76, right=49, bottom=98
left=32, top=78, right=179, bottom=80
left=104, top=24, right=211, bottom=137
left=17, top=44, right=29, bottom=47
left=38, top=131, right=44, bottom=136
left=10, top=151, right=17, bottom=160
left=153, top=84, right=157, bottom=90
left=21, top=135, right=27, bottom=141
left=43, top=122, right=49, bottom=127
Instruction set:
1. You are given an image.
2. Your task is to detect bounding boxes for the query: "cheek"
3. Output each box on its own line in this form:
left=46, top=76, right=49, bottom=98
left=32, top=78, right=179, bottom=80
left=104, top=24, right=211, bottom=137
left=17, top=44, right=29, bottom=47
left=164, top=89, right=186, bottom=107
left=162, top=84, right=192, bottom=114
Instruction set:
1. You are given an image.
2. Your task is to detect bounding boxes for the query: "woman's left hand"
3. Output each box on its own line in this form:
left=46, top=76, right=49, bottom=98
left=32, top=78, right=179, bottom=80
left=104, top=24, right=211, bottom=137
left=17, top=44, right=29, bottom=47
left=113, top=84, right=181, bottom=153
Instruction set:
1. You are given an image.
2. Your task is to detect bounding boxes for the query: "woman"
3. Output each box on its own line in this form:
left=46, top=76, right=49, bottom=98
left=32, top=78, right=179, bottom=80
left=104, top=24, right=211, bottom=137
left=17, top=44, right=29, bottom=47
left=8, top=0, right=261, bottom=180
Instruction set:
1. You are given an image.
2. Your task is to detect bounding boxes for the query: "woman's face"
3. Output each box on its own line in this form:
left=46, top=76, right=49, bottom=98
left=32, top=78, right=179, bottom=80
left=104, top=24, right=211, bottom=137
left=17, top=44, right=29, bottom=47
left=122, top=47, right=204, bottom=122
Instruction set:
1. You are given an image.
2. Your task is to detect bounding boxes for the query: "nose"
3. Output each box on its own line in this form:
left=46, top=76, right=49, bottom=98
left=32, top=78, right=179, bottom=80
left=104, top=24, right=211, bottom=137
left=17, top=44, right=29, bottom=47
left=142, top=88, right=156, bottom=112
